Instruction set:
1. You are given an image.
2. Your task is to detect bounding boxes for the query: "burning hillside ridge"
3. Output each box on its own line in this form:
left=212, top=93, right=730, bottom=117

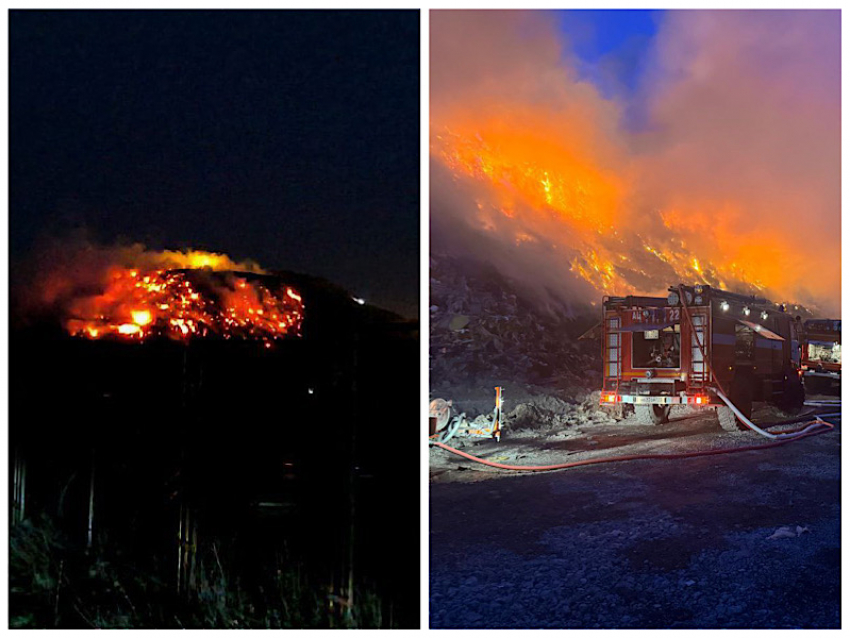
left=66, top=269, right=303, bottom=343
left=430, top=11, right=840, bottom=316
left=16, top=241, right=303, bottom=345
left=433, top=130, right=761, bottom=297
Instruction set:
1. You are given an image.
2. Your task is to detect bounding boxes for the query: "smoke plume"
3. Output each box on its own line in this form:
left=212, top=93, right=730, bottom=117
left=430, top=10, right=840, bottom=316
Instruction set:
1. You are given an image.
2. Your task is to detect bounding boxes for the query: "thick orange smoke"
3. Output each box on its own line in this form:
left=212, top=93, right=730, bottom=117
left=431, top=10, right=840, bottom=315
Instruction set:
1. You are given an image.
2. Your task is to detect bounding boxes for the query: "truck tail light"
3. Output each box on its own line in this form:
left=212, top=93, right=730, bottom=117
left=602, top=392, right=619, bottom=403
left=687, top=395, right=709, bottom=405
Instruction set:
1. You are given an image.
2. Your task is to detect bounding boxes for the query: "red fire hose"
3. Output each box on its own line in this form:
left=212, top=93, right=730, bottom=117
left=431, top=417, right=834, bottom=473
left=433, top=288, right=837, bottom=472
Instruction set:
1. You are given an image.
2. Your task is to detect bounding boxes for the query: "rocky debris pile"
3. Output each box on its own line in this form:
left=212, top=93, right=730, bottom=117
left=430, top=254, right=601, bottom=393
left=434, top=391, right=612, bottom=445
left=503, top=391, right=611, bottom=431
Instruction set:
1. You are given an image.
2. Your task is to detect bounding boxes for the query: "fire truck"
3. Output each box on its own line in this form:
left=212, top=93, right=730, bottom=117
left=600, top=284, right=805, bottom=431
left=801, top=319, right=841, bottom=392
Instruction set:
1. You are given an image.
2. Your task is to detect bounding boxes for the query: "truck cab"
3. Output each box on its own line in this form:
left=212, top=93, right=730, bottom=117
left=801, top=319, right=841, bottom=392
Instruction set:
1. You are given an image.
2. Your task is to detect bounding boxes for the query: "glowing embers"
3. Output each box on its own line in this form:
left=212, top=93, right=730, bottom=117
left=65, top=268, right=303, bottom=345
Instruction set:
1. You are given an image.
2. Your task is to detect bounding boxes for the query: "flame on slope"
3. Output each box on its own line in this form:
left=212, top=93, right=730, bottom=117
left=432, top=123, right=797, bottom=301
left=36, top=246, right=304, bottom=345
left=429, top=11, right=838, bottom=314
left=436, top=117, right=624, bottom=234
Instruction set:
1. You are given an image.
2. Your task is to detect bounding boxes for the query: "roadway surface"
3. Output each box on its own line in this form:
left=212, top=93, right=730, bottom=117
left=429, top=405, right=840, bottom=629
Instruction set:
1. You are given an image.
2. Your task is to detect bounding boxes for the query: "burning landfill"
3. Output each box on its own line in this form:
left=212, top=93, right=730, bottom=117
left=16, top=241, right=304, bottom=346
left=429, top=11, right=839, bottom=316
left=428, top=11, right=839, bottom=457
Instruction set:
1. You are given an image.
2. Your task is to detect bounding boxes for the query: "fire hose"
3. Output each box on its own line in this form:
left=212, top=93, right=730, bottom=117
left=431, top=372, right=837, bottom=472
left=430, top=382, right=838, bottom=472
left=673, top=284, right=830, bottom=441
left=713, top=390, right=833, bottom=439
left=430, top=411, right=835, bottom=472
left=432, top=286, right=838, bottom=472
left=431, top=377, right=837, bottom=472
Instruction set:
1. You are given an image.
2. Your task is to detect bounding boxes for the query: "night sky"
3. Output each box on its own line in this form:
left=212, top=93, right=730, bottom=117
left=10, top=10, right=420, bottom=318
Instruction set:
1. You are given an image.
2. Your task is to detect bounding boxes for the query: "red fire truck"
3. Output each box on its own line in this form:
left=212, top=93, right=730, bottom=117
left=801, top=319, right=841, bottom=392
left=600, top=284, right=805, bottom=431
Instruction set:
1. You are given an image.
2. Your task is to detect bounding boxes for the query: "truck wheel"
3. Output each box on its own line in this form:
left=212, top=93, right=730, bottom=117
left=635, top=404, right=670, bottom=425
left=716, top=375, right=753, bottom=432
left=780, top=371, right=806, bottom=415
left=716, top=406, right=740, bottom=432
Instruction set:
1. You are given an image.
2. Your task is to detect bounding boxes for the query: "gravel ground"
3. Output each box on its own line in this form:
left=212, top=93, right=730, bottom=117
left=429, top=399, right=840, bottom=628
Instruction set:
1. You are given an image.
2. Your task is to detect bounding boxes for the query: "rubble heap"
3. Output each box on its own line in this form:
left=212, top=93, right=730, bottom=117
left=430, top=253, right=601, bottom=395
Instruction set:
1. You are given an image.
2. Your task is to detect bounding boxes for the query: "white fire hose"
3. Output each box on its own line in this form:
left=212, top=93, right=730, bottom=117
left=675, top=288, right=836, bottom=441
left=804, top=399, right=842, bottom=407
left=714, top=389, right=835, bottom=440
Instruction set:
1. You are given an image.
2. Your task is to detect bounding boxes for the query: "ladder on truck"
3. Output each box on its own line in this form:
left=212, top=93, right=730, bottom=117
left=605, top=314, right=622, bottom=396
left=687, top=310, right=710, bottom=392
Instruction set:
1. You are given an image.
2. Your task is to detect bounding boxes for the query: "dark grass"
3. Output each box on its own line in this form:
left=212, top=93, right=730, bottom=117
left=10, top=514, right=387, bottom=629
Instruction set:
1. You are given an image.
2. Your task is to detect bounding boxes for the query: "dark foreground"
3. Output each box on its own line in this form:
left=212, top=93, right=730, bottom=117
left=10, top=279, right=419, bottom=629
left=430, top=415, right=840, bottom=629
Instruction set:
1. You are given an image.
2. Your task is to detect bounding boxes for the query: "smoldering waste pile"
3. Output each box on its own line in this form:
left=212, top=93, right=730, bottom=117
left=429, top=253, right=602, bottom=421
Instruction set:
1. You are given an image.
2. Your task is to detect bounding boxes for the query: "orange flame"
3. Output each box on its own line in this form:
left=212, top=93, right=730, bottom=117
left=60, top=253, right=303, bottom=345
left=430, top=11, right=839, bottom=314
left=432, top=118, right=814, bottom=303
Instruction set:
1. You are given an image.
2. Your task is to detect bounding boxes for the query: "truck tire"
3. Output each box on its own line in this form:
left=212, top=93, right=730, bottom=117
left=635, top=404, right=670, bottom=425
left=780, top=370, right=806, bottom=415
left=716, top=406, right=739, bottom=432
left=715, top=374, right=753, bottom=432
